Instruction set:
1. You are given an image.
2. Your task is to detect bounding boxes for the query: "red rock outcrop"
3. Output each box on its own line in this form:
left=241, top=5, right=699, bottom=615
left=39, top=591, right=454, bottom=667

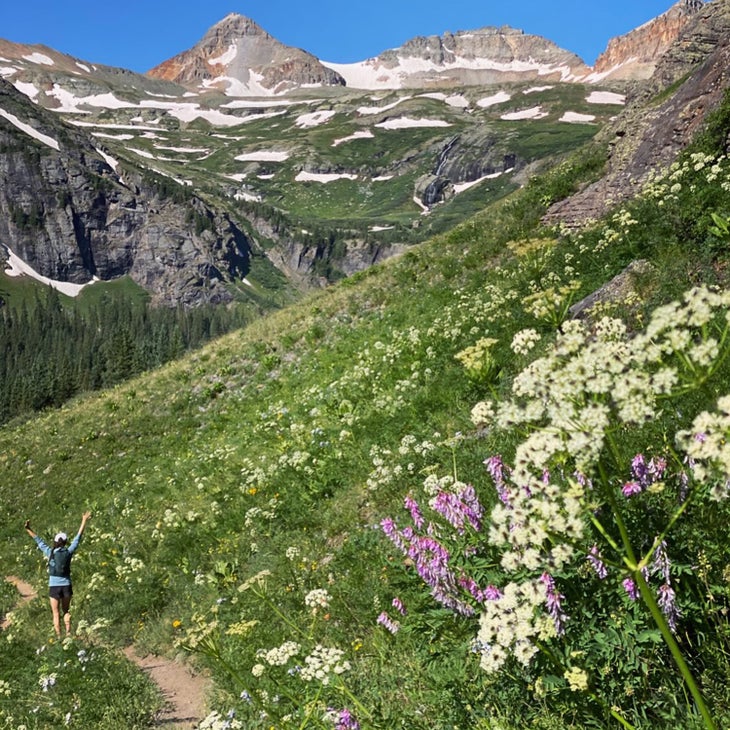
left=591, top=0, right=704, bottom=80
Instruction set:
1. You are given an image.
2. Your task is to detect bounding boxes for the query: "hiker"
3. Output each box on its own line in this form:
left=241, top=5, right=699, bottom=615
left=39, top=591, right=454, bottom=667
left=24, top=511, right=91, bottom=638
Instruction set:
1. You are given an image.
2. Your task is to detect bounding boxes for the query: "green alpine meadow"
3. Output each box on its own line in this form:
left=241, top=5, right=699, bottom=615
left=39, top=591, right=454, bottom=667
left=2, top=2, right=730, bottom=729
left=2, top=83, right=730, bottom=727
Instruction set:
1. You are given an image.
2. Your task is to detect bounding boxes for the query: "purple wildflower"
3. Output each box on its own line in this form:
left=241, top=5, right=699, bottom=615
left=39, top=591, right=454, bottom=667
left=622, top=480, right=643, bottom=498
left=587, top=545, right=608, bottom=579
left=380, top=518, right=408, bottom=554
left=404, top=494, right=425, bottom=530
left=483, top=585, right=502, bottom=601
left=484, top=455, right=511, bottom=505
left=651, top=541, right=671, bottom=583
left=392, top=596, right=407, bottom=615
left=540, top=573, right=568, bottom=635
left=431, top=485, right=483, bottom=534
left=658, top=583, right=681, bottom=631
left=332, top=708, right=360, bottom=730
left=377, top=611, right=400, bottom=634
left=623, top=578, right=639, bottom=601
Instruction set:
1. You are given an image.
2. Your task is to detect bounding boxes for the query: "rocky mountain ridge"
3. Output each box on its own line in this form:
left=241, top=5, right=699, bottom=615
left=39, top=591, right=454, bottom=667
left=545, top=0, right=729, bottom=228
left=147, top=14, right=345, bottom=96
left=0, top=0, right=720, bottom=308
left=0, top=78, right=251, bottom=306
left=591, top=0, right=705, bottom=81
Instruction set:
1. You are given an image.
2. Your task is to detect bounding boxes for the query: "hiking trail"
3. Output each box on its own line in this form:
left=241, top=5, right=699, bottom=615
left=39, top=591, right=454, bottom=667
left=3, top=575, right=209, bottom=728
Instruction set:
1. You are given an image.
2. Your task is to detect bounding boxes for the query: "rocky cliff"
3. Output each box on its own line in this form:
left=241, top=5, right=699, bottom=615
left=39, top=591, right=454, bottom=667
left=545, top=0, right=730, bottom=228
left=591, top=0, right=705, bottom=81
left=0, top=79, right=251, bottom=306
left=324, top=26, right=590, bottom=90
left=147, top=13, right=345, bottom=95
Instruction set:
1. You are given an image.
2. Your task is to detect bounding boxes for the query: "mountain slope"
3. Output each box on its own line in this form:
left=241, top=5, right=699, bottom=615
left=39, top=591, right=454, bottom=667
left=147, top=13, right=346, bottom=95
left=1, top=4, right=730, bottom=723
left=0, top=77, right=252, bottom=306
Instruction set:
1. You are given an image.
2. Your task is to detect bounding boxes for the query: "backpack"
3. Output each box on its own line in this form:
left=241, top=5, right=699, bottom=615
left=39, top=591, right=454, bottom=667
left=49, top=547, right=71, bottom=578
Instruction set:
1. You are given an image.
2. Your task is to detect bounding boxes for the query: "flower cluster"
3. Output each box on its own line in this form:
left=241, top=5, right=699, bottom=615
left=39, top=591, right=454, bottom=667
left=475, top=579, right=551, bottom=672
left=304, top=588, right=332, bottom=614
left=257, top=641, right=301, bottom=667
left=299, top=645, right=351, bottom=684
left=677, top=394, right=730, bottom=498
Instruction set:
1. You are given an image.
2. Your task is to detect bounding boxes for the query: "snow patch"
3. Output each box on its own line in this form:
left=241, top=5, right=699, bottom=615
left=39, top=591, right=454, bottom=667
left=500, top=106, right=548, bottom=121
left=453, top=169, right=513, bottom=193
left=374, top=117, right=451, bottom=130
left=523, top=85, right=554, bottom=94
left=559, top=111, right=596, bottom=123
left=586, top=91, right=626, bottom=105
left=477, top=90, right=511, bottom=108
left=357, top=97, right=412, bottom=115
left=295, top=110, right=336, bottom=128
left=0, top=67, right=18, bottom=78
left=208, top=44, right=238, bottom=66
left=13, top=81, right=40, bottom=100
left=23, top=52, right=54, bottom=66
left=235, top=150, right=290, bottom=162
left=420, top=92, right=470, bottom=108
left=332, top=130, right=374, bottom=147
left=0, top=108, right=59, bottom=150
left=295, top=171, right=358, bottom=183
left=76, top=62, right=91, bottom=73
left=94, top=147, right=120, bottom=172
left=3, top=245, right=96, bottom=297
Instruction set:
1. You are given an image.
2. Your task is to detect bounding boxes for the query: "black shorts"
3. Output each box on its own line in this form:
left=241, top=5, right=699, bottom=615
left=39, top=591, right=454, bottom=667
left=49, top=585, right=73, bottom=600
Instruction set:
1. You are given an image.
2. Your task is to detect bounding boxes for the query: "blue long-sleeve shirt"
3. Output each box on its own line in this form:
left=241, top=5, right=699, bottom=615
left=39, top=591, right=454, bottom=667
left=34, top=534, right=81, bottom=587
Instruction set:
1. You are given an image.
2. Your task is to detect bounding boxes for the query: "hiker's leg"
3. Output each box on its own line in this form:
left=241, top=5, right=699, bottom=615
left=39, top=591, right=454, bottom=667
left=61, top=594, right=72, bottom=635
left=49, top=597, right=61, bottom=637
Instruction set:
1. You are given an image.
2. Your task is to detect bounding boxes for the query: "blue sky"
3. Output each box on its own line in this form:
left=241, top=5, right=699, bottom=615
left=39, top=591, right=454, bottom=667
left=1, top=0, right=680, bottom=72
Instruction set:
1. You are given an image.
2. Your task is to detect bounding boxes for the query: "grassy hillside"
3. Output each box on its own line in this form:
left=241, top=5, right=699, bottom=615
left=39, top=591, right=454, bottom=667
left=2, top=91, right=730, bottom=730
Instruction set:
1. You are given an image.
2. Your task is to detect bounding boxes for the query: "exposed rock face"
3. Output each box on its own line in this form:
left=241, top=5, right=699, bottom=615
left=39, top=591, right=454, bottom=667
left=0, top=79, right=251, bottom=306
left=0, top=38, right=185, bottom=111
left=330, top=27, right=590, bottom=89
left=544, top=0, right=730, bottom=228
left=591, top=0, right=705, bottom=81
left=147, top=13, right=345, bottom=95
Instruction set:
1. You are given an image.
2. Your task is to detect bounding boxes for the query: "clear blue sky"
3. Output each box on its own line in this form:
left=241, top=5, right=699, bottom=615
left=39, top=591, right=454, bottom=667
left=1, top=0, right=682, bottom=72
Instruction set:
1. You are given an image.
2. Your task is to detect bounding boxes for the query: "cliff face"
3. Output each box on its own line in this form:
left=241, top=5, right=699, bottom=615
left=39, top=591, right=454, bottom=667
left=0, top=79, right=251, bottom=306
left=591, top=0, right=704, bottom=80
left=147, top=13, right=345, bottom=95
left=545, top=0, right=730, bottom=228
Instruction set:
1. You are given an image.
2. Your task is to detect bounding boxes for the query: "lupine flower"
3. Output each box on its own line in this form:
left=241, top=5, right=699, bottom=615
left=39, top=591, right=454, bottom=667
left=377, top=611, right=400, bottom=634
left=587, top=545, right=608, bottom=579
left=651, top=541, right=672, bottom=583
left=623, top=578, right=639, bottom=601
left=622, top=480, right=642, bottom=498
left=404, top=494, right=425, bottom=530
left=540, top=573, right=568, bottom=635
left=658, top=583, right=681, bottom=631
left=484, top=455, right=511, bottom=505
left=392, top=597, right=407, bottom=615
left=431, top=487, right=482, bottom=534
left=334, top=708, right=360, bottom=730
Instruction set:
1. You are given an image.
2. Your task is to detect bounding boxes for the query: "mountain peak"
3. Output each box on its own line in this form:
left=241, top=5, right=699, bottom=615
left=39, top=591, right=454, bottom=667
left=147, top=15, right=344, bottom=95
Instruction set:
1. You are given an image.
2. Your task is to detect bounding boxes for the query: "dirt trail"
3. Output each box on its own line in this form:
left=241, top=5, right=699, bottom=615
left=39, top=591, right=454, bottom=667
left=3, top=575, right=208, bottom=728
left=124, top=646, right=210, bottom=729
left=1, top=575, right=37, bottom=629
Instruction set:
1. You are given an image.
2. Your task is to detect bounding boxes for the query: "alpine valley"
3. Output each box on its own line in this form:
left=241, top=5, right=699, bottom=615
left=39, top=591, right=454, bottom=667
left=0, top=0, right=705, bottom=307
left=4, top=1, right=730, bottom=727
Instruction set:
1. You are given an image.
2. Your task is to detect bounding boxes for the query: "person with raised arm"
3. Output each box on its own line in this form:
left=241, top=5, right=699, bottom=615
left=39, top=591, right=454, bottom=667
left=24, top=511, right=91, bottom=638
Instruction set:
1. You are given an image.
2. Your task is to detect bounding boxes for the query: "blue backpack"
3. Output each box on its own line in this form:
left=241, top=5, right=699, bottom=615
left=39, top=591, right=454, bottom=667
left=49, top=547, right=71, bottom=578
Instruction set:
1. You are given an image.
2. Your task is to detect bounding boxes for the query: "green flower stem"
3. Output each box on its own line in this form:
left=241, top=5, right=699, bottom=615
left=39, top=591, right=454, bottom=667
left=634, top=568, right=717, bottom=730
left=335, top=678, right=372, bottom=720
left=536, top=642, right=636, bottom=729
left=598, top=457, right=716, bottom=729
